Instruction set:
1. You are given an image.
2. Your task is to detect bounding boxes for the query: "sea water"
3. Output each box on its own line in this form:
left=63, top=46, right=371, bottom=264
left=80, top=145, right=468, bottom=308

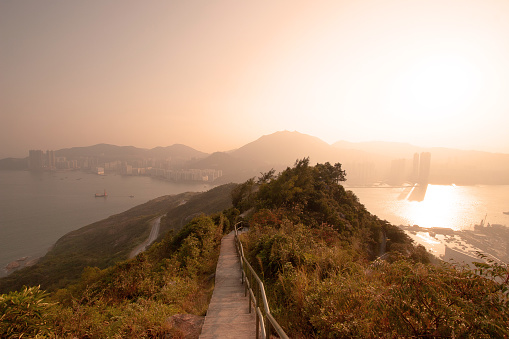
left=348, top=184, right=509, bottom=230
left=0, top=170, right=213, bottom=277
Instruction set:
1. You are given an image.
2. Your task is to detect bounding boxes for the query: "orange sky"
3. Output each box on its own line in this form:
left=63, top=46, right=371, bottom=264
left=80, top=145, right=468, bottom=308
left=1, top=0, right=509, bottom=158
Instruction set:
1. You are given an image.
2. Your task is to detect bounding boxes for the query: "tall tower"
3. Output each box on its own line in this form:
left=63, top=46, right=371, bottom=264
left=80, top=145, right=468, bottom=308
left=418, top=152, right=431, bottom=184
left=411, top=153, right=420, bottom=182
left=46, top=150, right=55, bottom=169
left=28, top=150, right=44, bottom=170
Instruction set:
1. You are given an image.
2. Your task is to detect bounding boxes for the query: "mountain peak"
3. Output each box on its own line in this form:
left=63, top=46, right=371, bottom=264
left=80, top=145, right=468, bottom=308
left=232, top=131, right=338, bottom=166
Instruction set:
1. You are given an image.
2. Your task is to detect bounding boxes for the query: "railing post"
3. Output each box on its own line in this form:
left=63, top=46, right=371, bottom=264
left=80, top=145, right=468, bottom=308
left=248, top=285, right=252, bottom=313
left=234, top=221, right=289, bottom=339
left=257, top=284, right=261, bottom=313
left=256, top=311, right=260, bottom=339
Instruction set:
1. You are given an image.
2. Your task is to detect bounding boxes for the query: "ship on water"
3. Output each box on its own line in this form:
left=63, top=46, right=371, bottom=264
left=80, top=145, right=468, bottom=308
left=95, top=189, right=107, bottom=197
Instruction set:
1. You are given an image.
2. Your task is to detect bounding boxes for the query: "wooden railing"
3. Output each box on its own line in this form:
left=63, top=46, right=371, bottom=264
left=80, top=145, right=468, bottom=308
left=234, top=222, right=289, bottom=339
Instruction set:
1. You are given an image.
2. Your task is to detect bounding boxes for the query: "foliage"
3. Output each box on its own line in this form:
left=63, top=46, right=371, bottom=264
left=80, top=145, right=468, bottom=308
left=237, top=158, right=415, bottom=261
left=159, top=183, right=236, bottom=235
left=236, top=159, right=509, bottom=338
left=0, top=212, right=227, bottom=338
left=0, top=285, right=53, bottom=338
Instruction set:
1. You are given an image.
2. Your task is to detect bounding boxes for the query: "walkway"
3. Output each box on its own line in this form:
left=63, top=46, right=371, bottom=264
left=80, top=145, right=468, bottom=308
left=199, top=231, right=256, bottom=339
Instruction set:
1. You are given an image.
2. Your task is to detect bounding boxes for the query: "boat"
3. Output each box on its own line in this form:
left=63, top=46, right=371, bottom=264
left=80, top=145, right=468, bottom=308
left=95, top=189, right=107, bottom=197
left=129, top=195, right=134, bottom=198
left=504, top=211, right=509, bottom=215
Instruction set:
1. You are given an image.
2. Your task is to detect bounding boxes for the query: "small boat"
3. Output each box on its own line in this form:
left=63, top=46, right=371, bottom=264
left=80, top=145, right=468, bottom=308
left=129, top=195, right=134, bottom=198
left=503, top=211, right=509, bottom=215
left=95, top=189, right=107, bottom=197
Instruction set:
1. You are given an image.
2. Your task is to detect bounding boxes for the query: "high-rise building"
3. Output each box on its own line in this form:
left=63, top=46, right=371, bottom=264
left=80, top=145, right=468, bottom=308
left=389, top=158, right=406, bottom=185
left=28, top=150, right=44, bottom=170
left=411, top=153, right=420, bottom=182
left=46, top=150, right=56, bottom=169
left=418, top=152, right=431, bottom=184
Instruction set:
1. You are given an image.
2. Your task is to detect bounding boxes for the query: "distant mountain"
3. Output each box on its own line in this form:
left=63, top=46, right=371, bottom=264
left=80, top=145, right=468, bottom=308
left=55, top=143, right=208, bottom=161
left=188, top=131, right=347, bottom=183
left=146, top=144, right=208, bottom=159
left=231, top=130, right=340, bottom=166
left=0, top=157, right=28, bottom=170
left=188, top=152, right=242, bottom=171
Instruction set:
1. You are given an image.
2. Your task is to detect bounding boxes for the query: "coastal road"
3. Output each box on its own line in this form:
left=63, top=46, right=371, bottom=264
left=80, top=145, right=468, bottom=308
left=129, top=215, right=163, bottom=258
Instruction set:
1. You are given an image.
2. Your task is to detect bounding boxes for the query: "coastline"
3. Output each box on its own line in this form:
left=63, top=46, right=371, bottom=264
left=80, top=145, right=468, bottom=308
left=400, top=223, right=509, bottom=266
left=0, top=170, right=215, bottom=279
left=3, top=256, right=40, bottom=277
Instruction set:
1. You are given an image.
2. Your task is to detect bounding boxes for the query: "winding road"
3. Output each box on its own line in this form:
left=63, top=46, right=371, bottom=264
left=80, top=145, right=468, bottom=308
left=129, top=215, right=163, bottom=258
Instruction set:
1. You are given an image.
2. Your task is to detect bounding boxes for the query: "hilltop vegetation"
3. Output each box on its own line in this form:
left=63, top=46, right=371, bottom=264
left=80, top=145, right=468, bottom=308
left=233, top=159, right=509, bottom=338
left=1, top=159, right=508, bottom=338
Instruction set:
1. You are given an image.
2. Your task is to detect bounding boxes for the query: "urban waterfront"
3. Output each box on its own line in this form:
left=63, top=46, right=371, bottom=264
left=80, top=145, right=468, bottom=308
left=0, top=170, right=214, bottom=277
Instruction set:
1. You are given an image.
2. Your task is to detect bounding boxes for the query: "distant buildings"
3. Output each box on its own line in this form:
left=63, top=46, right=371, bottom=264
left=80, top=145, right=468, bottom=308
left=411, top=153, right=420, bottom=182
left=344, top=162, right=376, bottom=185
left=27, top=149, right=223, bottom=182
left=29, top=149, right=60, bottom=170
left=388, top=158, right=406, bottom=185
left=384, top=152, right=432, bottom=186
left=148, top=168, right=223, bottom=182
left=46, top=150, right=55, bottom=169
left=28, top=150, right=44, bottom=170
left=417, top=152, right=431, bottom=184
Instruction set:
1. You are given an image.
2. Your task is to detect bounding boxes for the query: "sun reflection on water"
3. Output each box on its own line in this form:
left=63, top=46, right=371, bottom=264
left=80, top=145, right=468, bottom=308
left=403, top=185, right=463, bottom=230
left=350, top=184, right=509, bottom=231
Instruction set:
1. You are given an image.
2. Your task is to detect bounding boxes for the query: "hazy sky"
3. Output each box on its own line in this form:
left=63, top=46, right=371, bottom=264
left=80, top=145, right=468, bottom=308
left=2, top=0, right=509, bottom=158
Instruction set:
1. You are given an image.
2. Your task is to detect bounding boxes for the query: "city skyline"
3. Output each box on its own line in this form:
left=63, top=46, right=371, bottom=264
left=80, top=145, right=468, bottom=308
left=2, top=1, right=509, bottom=158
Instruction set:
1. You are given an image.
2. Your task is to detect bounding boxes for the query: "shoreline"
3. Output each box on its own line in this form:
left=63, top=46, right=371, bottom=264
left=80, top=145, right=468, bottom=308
left=3, top=255, right=40, bottom=277
left=399, top=223, right=509, bottom=266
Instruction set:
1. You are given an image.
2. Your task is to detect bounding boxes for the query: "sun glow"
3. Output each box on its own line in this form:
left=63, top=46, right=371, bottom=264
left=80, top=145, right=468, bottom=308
left=397, top=55, right=483, bottom=117
left=401, top=185, right=468, bottom=230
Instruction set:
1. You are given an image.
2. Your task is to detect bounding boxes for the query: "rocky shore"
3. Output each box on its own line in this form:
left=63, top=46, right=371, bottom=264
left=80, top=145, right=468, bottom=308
left=4, top=256, right=39, bottom=274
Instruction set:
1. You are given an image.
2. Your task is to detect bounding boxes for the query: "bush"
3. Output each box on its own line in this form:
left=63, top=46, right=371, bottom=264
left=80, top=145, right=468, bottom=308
left=0, top=286, right=53, bottom=338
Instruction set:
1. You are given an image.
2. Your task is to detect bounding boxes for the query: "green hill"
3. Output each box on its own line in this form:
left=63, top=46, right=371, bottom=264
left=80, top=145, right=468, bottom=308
left=1, top=160, right=508, bottom=338
left=234, top=159, right=509, bottom=337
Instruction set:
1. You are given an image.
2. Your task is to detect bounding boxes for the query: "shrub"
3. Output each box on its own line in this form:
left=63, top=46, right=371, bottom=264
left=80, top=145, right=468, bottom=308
left=0, top=285, right=53, bottom=338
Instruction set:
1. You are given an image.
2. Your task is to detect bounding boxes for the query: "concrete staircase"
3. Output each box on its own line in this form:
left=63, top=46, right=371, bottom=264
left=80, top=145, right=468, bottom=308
left=199, top=232, right=257, bottom=338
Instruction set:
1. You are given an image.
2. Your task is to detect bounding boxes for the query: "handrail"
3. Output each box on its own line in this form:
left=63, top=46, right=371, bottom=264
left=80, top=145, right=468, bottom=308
left=234, top=222, right=289, bottom=339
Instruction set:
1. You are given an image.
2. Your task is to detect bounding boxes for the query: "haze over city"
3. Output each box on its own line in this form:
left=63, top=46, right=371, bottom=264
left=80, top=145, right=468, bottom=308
left=2, top=0, right=509, bottom=159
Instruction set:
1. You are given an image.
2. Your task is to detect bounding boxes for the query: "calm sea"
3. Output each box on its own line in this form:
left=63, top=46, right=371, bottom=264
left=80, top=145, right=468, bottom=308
left=0, top=170, right=214, bottom=277
left=349, top=184, right=509, bottom=230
